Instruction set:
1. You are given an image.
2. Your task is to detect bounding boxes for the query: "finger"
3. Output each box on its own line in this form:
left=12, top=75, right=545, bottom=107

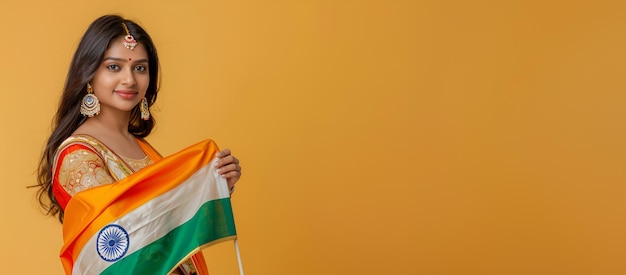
left=217, top=155, right=241, bottom=168
left=216, top=163, right=240, bottom=174
left=216, top=148, right=231, bottom=158
left=214, top=155, right=236, bottom=168
left=221, top=170, right=241, bottom=179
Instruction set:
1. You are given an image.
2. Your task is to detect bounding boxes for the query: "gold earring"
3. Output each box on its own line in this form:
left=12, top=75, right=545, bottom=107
left=80, top=83, right=100, bottom=117
left=140, top=97, right=150, bottom=120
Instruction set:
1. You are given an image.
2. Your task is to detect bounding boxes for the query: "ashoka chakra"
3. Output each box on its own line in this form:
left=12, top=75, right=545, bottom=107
left=96, top=224, right=130, bottom=262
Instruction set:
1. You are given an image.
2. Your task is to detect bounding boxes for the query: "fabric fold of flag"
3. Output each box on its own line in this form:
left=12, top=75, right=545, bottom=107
left=60, top=139, right=237, bottom=274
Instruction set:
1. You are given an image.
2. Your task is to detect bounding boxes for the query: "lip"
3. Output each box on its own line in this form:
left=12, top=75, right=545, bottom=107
left=114, top=90, right=138, bottom=100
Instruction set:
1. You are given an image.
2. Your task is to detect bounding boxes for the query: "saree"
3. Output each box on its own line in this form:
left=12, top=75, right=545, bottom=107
left=52, top=136, right=236, bottom=274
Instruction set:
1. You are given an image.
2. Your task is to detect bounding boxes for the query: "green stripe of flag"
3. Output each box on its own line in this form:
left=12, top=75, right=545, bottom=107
left=101, top=198, right=237, bottom=274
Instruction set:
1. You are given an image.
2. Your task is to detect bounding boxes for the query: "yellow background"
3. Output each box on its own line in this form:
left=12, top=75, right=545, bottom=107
left=1, top=0, right=625, bottom=274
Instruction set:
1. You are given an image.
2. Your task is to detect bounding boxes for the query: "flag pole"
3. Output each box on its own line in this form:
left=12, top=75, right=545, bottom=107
left=234, top=239, right=245, bottom=275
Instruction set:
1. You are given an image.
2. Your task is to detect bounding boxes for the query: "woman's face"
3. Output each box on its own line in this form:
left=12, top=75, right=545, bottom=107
left=90, top=37, right=150, bottom=116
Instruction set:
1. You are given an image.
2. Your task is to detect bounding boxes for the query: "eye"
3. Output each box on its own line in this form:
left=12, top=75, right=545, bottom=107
left=106, top=64, right=120, bottom=71
left=134, top=65, right=147, bottom=72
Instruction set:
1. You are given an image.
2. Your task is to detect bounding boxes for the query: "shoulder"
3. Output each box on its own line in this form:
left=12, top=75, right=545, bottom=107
left=52, top=136, right=112, bottom=210
left=52, top=135, right=118, bottom=183
left=53, top=136, right=103, bottom=169
left=57, top=135, right=107, bottom=155
left=52, top=135, right=110, bottom=177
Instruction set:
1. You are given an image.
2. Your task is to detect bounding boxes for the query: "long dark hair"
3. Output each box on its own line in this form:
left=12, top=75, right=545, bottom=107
left=34, top=15, right=160, bottom=222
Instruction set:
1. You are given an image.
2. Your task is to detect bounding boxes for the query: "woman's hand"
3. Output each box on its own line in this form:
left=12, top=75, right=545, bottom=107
left=215, top=149, right=242, bottom=192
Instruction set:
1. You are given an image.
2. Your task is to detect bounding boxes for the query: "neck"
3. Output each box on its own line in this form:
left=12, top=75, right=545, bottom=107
left=85, top=110, right=132, bottom=136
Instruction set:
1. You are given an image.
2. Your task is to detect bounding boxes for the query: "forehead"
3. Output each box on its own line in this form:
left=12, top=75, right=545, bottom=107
left=103, top=38, right=149, bottom=60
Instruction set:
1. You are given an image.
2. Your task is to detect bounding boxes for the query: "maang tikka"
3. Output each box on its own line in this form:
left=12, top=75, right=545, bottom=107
left=121, top=22, right=137, bottom=50
left=80, top=83, right=100, bottom=117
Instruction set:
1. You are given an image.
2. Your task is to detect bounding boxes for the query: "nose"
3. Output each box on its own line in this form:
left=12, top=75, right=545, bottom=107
left=121, top=67, right=136, bottom=86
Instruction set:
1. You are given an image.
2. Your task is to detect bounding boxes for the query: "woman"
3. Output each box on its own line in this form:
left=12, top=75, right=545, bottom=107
left=34, top=15, right=242, bottom=274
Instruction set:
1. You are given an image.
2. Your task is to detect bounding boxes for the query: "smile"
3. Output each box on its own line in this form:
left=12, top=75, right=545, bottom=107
left=114, top=91, right=138, bottom=100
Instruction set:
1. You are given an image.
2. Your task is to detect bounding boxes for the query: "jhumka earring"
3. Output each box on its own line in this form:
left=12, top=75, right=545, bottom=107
left=140, top=98, right=150, bottom=120
left=121, top=22, right=137, bottom=50
left=80, top=83, right=100, bottom=117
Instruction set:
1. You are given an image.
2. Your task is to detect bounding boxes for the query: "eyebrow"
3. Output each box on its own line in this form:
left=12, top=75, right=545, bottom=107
left=103, top=57, right=149, bottom=63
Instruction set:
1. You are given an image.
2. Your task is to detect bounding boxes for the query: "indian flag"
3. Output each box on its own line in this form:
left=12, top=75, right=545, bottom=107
left=60, top=139, right=237, bottom=274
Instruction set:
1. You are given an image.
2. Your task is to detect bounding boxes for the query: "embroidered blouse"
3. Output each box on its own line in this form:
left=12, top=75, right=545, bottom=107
left=51, top=135, right=156, bottom=210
